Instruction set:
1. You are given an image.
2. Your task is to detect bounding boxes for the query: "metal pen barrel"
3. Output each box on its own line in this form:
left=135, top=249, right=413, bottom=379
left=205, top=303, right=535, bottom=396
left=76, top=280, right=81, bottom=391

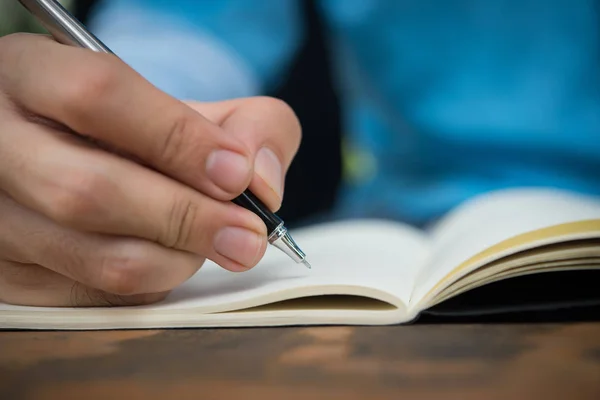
left=17, top=0, right=112, bottom=53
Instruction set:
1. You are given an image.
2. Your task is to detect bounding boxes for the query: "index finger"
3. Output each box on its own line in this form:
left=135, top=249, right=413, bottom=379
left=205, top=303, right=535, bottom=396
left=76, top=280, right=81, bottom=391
left=0, top=33, right=252, bottom=200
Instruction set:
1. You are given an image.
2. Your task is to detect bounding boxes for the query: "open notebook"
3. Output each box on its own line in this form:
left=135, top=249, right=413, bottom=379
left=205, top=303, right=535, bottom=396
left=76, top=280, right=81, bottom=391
left=1, top=187, right=600, bottom=330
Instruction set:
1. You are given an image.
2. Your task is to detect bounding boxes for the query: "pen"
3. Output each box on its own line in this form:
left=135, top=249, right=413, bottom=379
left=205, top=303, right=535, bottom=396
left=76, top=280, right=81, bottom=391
left=17, top=0, right=311, bottom=269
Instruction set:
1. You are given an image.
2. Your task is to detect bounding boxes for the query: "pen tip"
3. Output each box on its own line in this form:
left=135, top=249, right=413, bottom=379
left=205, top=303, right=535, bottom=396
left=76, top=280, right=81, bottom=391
left=302, top=259, right=312, bottom=269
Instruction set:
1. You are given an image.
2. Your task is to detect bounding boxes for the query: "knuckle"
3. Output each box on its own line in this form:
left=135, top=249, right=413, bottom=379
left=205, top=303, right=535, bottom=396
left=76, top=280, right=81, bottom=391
left=68, top=282, right=122, bottom=307
left=69, top=282, right=100, bottom=307
left=163, top=196, right=200, bottom=249
left=256, top=96, right=296, bottom=117
left=98, top=252, right=147, bottom=296
left=45, top=170, right=108, bottom=226
left=59, top=56, right=119, bottom=117
left=257, top=96, right=302, bottom=146
left=157, top=108, right=198, bottom=167
left=70, top=282, right=165, bottom=307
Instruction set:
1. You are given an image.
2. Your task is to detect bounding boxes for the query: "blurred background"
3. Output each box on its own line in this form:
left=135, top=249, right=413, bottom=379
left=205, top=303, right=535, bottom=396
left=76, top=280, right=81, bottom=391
left=1, top=0, right=343, bottom=229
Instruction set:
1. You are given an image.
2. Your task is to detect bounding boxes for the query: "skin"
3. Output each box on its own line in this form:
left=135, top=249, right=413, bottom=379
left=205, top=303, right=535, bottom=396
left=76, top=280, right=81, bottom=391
left=0, top=33, right=302, bottom=307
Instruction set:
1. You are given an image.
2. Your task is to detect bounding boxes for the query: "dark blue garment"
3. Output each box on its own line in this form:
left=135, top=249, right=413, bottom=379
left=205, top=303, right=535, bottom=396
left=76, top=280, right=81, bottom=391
left=91, top=0, right=600, bottom=224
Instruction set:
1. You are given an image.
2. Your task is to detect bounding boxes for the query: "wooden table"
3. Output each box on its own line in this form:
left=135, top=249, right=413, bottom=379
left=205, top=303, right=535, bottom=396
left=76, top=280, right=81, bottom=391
left=1, top=322, right=599, bottom=400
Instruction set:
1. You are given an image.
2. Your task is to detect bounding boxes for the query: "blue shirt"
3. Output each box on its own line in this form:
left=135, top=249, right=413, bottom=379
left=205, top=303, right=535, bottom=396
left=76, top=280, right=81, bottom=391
left=89, top=0, right=600, bottom=225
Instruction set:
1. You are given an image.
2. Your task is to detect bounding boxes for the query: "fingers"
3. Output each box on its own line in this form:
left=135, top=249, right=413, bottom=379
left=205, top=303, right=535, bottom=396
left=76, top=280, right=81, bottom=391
left=0, top=116, right=267, bottom=271
left=1, top=34, right=302, bottom=210
left=0, top=33, right=302, bottom=290
left=0, top=34, right=253, bottom=200
left=0, top=260, right=170, bottom=307
left=186, top=97, right=302, bottom=210
left=0, top=192, right=196, bottom=302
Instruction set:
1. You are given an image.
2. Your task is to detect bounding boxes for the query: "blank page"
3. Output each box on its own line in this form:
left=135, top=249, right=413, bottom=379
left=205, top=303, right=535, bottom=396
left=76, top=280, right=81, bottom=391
left=0, top=220, right=428, bottom=317
left=411, top=188, right=600, bottom=306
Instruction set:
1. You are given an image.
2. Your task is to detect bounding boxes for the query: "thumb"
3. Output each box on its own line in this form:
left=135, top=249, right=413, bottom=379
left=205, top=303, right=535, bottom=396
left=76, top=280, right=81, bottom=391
left=184, top=97, right=302, bottom=211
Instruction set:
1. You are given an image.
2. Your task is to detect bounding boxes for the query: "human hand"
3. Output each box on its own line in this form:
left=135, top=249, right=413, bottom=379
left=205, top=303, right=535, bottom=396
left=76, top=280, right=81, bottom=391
left=0, top=34, right=301, bottom=307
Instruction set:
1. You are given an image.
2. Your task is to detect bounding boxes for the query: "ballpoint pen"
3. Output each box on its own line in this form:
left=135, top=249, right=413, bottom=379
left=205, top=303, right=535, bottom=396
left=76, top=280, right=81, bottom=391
left=16, top=0, right=312, bottom=269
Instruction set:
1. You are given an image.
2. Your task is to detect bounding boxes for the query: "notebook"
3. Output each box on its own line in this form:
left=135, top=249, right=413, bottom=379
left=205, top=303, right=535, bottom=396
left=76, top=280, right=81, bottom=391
left=1, top=187, right=599, bottom=330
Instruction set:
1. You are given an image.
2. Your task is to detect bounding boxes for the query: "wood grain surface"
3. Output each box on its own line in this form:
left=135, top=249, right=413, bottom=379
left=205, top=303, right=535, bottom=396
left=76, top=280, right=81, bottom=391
left=1, top=323, right=599, bottom=400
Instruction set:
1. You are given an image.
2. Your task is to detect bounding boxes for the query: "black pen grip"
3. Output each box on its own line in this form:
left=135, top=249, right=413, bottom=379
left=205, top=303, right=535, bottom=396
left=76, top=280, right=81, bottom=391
left=232, top=190, right=283, bottom=233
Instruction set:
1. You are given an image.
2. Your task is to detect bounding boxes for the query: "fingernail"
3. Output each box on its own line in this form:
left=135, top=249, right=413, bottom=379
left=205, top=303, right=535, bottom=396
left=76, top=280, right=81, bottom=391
left=214, top=227, right=263, bottom=269
left=254, top=147, right=283, bottom=200
left=206, top=150, right=250, bottom=194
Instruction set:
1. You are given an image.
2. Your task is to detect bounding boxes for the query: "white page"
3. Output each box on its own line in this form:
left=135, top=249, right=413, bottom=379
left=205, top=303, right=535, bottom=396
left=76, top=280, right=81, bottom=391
left=0, top=219, right=429, bottom=318
left=410, top=187, right=600, bottom=307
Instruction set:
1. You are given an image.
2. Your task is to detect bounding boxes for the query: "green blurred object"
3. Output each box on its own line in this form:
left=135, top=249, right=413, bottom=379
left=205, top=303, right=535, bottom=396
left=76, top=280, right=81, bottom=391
left=0, top=0, right=73, bottom=36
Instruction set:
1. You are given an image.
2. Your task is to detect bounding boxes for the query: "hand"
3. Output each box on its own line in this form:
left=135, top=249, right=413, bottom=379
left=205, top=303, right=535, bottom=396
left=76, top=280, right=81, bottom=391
left=0, top=34, right=301, bottom=307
